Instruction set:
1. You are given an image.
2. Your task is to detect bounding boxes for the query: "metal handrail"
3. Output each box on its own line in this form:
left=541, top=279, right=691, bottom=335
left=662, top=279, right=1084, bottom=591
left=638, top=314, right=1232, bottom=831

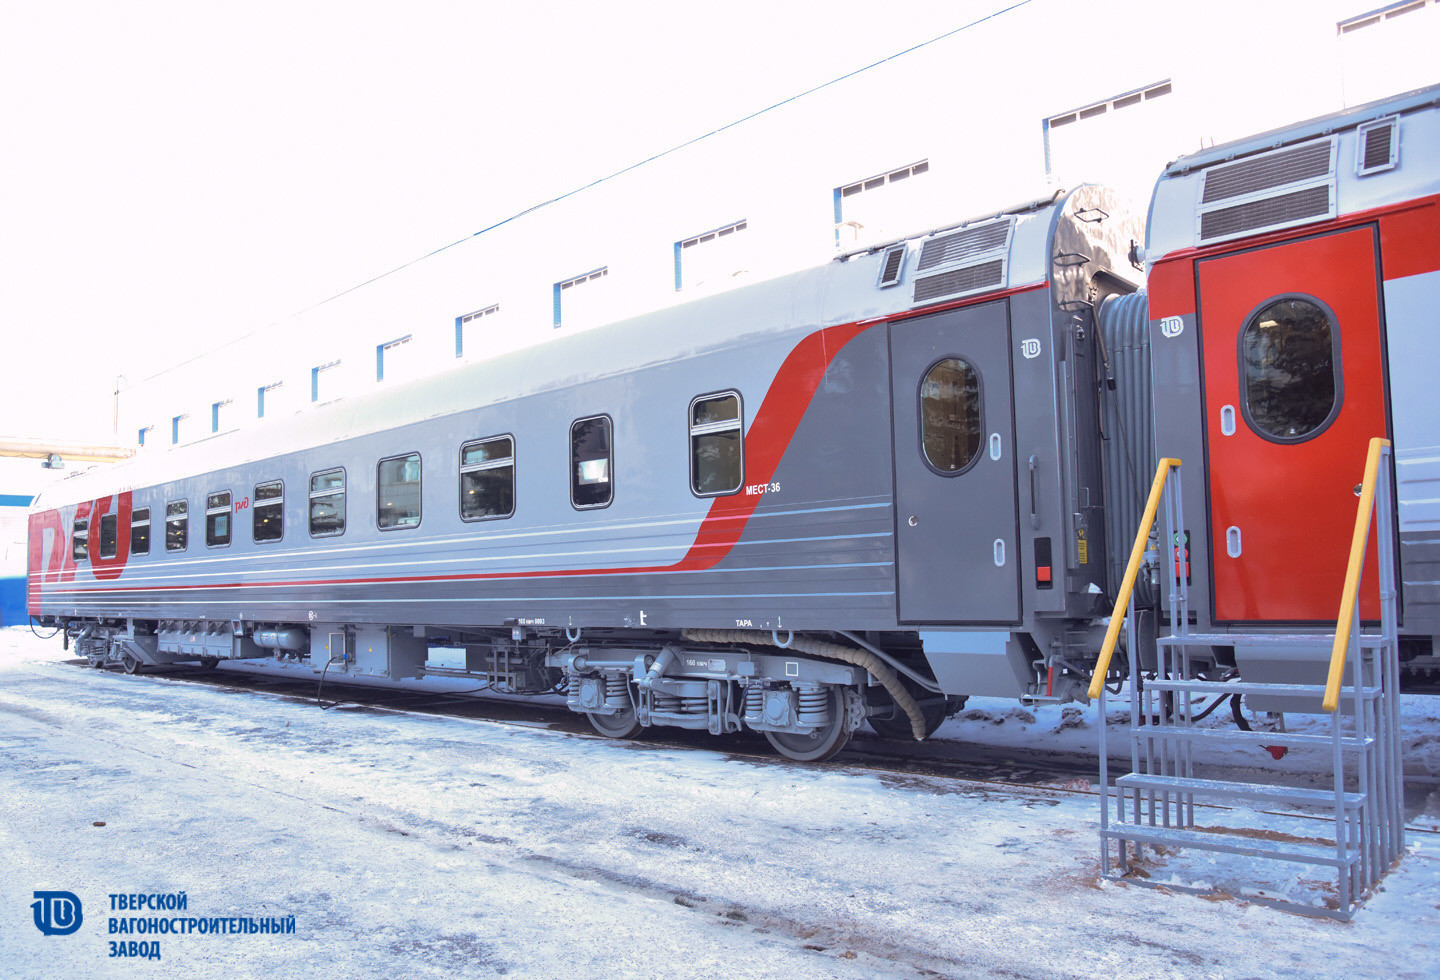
left=1324, top=437, right=1391, bottom=712
left=1088, top=457, right=1183, bottom=700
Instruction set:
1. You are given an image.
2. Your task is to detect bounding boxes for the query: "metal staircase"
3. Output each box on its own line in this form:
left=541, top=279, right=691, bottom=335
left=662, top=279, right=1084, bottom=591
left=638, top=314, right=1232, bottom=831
left=1092, top=440, right=1404, bottom=920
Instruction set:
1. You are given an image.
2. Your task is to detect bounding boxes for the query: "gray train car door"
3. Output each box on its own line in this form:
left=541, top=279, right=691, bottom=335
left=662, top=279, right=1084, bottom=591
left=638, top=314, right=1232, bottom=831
left=890, top=302, right=1020, bottom=623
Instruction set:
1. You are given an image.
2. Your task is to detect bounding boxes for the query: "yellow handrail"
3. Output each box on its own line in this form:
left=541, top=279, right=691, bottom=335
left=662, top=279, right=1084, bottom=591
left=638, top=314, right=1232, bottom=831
left=1088, top=457, right=1182, bottom=700
left=1323, top=436, right=1391, bottom=712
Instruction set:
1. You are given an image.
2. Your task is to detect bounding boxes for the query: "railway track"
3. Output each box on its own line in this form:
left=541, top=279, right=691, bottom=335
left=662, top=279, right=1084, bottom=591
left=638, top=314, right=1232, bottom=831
left=64, top=659, right=1440, bottom=834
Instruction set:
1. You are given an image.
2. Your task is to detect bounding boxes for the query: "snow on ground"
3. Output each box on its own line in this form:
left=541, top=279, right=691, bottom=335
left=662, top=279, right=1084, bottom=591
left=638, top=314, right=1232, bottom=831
left=1, top=626, right=1437, bottom=979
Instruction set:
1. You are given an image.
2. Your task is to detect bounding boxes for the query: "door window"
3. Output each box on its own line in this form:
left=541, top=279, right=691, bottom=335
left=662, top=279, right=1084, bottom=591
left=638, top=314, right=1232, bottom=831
left=1239, top=296, right=1341, bottom=442
left=920, top=357, right=982, bottom=473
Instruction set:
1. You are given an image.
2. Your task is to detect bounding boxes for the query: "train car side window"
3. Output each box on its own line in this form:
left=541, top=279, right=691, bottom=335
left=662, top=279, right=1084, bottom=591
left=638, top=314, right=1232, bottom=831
left=378, top=453, right=422, bottom=529
left=206, top=491, right=232, bottom=547
left=71, top=517, right=89, bottom=562
left=98, top=513, right=118, bottom=559
left=570, top=415, right=613, bottom=509
left=254, top=481, right=284, bottom=542
left=131, top=507, right=151, bottom=556
left=165, top=500, right=188, bottom=551
left=460, top=436, right=515, bottom=521
left=1239, top=296, right=1342, bottom=443
left=309, top=468, right=346, bottom=537
left=920, top=357, right=982, bottom=474
left=690, top=392, right=743, bottom=496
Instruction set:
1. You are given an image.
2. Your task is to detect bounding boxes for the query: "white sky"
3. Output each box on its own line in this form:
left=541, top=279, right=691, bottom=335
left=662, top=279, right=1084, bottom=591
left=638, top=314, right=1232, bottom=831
left=2, top=0, right=1435, bottom=446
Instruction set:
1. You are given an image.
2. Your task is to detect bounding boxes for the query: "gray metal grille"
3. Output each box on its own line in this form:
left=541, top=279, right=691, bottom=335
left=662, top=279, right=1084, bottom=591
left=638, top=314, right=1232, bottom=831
left=1201, top=142, right=1331, bottom=204
left=1361, top=121, right=1395, bottom=173
left=877, top=246, right=905, bottom=288
left=912, top=260, right=1004, bottom=302
left=1199, top=186, right=1330, bottom=240
left=916, top=222, right=1009, bottom=271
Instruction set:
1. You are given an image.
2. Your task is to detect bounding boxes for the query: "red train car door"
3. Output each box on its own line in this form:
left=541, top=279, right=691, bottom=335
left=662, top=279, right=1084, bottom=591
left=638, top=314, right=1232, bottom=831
left=1196, top=226, right=1387, bottom=622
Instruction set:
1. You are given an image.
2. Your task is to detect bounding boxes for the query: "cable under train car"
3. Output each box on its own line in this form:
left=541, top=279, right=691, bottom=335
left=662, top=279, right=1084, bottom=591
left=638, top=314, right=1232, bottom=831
left=26, top=85, right=1440, bottom=761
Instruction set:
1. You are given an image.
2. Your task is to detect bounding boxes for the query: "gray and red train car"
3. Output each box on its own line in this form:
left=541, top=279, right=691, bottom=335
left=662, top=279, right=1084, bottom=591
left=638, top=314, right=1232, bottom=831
left=26, top=86, right=1440, bottom=760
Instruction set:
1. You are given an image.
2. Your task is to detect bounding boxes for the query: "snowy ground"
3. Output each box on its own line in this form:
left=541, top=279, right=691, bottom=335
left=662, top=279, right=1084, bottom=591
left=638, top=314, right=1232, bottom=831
left=2, top=627, right=1437, bottom=979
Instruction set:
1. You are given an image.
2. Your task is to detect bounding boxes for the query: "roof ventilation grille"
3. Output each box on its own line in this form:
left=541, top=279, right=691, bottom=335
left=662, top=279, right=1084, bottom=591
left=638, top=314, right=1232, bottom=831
left=917, top=220, right=1011, bottom=271
left=1199, top=186, right=1332, bottom=241
left=913, top=260, right=1005, bottom=303
left=1201, top=142, right=1332, bottom=203
left=1196, top=138, right=1336, bottom=243
left=1357, top=116, right=1399, bottom=176
left=877, top=245, right=906, bottom=288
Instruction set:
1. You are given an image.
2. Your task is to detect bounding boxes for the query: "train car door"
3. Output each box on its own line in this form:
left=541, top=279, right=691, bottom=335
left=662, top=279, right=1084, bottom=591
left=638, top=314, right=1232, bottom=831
left=890, top=302, right=1020, bottom=624
left=1196, top=226, right=1387, bottom=622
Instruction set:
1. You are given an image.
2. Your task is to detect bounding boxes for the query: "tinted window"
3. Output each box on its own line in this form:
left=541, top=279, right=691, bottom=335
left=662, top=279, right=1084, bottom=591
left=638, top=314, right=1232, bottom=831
left=1241, top=297, right=1340, bottom=442
left=571, top=416, right=612, bottom=509
left=165, top=500, right=188, bottom=551
left=206, top=491, right=232, bottom=547
left=254, top=481, right=283, bottom=543
left=98, top=513, right=118, bottom=559
left=310, top=468, right=345, bottom=537
left=690, top=393, right=742, bottom=495
left=920, top=358, right=982, bottom=473
left=131, top=507, right=150, bottom=556
left=72, top=517, right=89, bottom=561
left=460, top=437, right=515, bottom=521
left=378, top=453, right=422, bottom=529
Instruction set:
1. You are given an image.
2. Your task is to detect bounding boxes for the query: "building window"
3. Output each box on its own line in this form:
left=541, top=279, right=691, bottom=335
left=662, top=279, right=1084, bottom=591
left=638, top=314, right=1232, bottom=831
left=1043, top=80, right=1174, bottom=186
left=98, top=513, right=118, bottom=559
left=378, top=453, right=422, bottom=529
left=71, top=516, right=88, bottom=562
left=689, top=392, right=743, bottom=496
left=834, top=160, right=929, bottom=244
left=553, top=267, right=609, bottom=329
left=920, top=358, right=982, bottom=474
left=137, top=426, right=152, bottom=447
left=171, top=414, right=188, bottom=445
left=376, top=335, right=413, bottom=383
left=254, top=481, right=284, bottom=543
left=131, top=508, right=151, bottom=556
left=570, top=416, right=613, bottom=509
left=165, top=500, right=188, bottom=551
left=1240, top=296, right=1342, bottom=443
left=311, top=360, right=340, bottom=403
left=206, top=491, right=232, bottom=547
left=675, top=220, right=748, bottom=291
left=211, top=398, right=233, bottom=433
left=460, top=436, right=515, bottom=521
left=309, top=468, right=346, bottom=537
left=258, top=382, right=282, bottom=418
left=1339, top=0, right=1436, bottom=33
left=455, top=304, right=500, bottom=358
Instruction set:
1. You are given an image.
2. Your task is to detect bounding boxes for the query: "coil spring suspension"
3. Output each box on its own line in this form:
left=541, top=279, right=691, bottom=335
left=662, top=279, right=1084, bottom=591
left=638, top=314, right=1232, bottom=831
left=743, top=686, right=763, bottom=722
left=653, top=692, right=681, bottom=713
left=797, top=686, right=830, bottom=727
left=604, top=675, right=629, bottom=710
left=568, top=674, right=583, bottom=701
left=679, top=695, right=706, bottom=715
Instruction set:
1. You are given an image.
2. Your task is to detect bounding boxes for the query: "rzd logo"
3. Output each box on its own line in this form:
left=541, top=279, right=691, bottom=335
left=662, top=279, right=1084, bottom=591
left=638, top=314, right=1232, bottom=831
left=1020, top=338, right=1042, bottom=359
left=1160, top=316, right=1184, bottom=338
left=32, top=891, right=83, bottom=935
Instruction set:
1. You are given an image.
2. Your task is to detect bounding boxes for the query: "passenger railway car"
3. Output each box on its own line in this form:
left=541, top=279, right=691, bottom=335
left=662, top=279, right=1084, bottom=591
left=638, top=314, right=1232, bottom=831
left=26, top=85, right=1440, bottom=761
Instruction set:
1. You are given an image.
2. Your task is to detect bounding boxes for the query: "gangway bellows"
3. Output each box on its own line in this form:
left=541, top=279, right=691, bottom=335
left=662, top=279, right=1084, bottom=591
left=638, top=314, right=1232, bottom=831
left=1093, top=440, right=1404, bottom=920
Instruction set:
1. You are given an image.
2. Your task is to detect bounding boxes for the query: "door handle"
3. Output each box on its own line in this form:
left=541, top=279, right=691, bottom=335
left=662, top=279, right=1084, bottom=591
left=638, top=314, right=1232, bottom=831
left=1028, top=455, right=1039, bottom=530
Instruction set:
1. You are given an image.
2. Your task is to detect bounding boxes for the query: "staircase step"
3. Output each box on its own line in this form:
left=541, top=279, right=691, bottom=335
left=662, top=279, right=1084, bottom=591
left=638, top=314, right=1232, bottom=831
left=1142, top=679, right=1379, bottom=700
left=1116, top=773, right=1364, bottom=809
left=1101, top=825, right=1359, bottom=868
left=1129, top=726, right=1372, bottom=751
left=1157, top=632, right=1389, bottom=649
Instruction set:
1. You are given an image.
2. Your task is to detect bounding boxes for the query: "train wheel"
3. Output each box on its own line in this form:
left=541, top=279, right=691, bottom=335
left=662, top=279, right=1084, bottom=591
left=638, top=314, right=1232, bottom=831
left=764, top=687, right=854, bottom=762
left=121, top=653, right=144, bottom=675
left=868, top=702, right=949, bottom=741
left=200, top=658, right=220, bottom=670
left=586, top=705, right=644, bottom=740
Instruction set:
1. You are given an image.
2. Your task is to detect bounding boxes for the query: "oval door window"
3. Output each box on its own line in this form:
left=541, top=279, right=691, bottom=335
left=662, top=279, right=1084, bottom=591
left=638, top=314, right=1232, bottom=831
left=920, top=357, right=981, bottom=473
left=1239, top=296, right=1341, bottom=443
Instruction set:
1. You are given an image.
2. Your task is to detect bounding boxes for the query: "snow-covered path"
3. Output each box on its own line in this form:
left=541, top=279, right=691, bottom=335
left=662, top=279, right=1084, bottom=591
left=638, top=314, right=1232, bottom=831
left=2, top=628, right=1437, bottom=979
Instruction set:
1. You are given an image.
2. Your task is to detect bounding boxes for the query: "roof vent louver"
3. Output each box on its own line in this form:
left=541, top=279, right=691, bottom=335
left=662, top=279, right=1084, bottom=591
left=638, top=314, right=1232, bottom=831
left=909, top=217, right=1012, bottom=304
left=877, top=245, right=906, bottom=288
left=1357, top=116, right=1399, bottom=176
left=1197, top=138, right=1336, bottom=242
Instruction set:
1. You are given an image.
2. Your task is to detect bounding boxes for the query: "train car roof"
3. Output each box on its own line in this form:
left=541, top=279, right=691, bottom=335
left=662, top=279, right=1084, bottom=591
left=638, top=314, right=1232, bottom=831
left=1163, top=83, right=1440, bottom=176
